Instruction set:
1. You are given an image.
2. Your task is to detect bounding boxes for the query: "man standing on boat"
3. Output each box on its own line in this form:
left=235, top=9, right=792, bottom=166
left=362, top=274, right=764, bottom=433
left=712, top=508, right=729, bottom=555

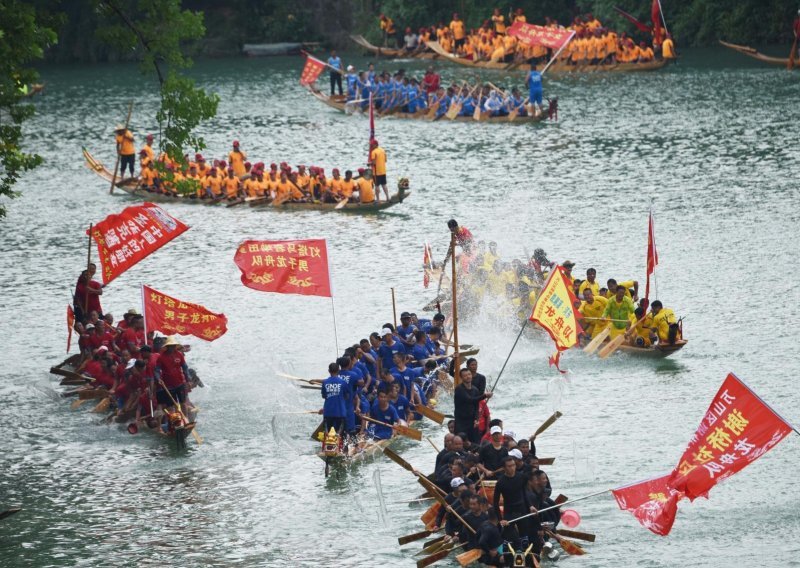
left=454, top=368, right=492, bottom=443
left=114, top=124, right=135, bottom=177
left=369, top=139, right=389, bottom=202
left=327, top=50, right=343, bottom=96
left=320, top=362, right=350, bottom=436
left=73, top=263, right=103, bottom=323
left=525, top=69, right=544, bottom=117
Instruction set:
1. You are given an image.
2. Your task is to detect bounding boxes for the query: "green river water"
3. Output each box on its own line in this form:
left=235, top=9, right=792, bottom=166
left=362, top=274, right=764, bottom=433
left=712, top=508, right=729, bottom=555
left=1, top=46, right=799, bottom=567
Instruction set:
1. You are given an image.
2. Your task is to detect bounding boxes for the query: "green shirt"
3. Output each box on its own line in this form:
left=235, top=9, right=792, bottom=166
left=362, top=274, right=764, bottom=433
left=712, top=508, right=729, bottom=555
left=603, top=296, right=635, bottom=329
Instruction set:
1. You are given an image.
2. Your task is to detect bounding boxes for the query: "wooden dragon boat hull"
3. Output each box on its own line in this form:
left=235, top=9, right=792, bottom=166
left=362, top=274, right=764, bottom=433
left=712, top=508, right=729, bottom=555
left=350, top=34, right=438, bottom=60
left=616, top=339, right=688, bottom=358
left=426, top=40, right=669, bottom=74
left=719, top=40, right=792, bottom=66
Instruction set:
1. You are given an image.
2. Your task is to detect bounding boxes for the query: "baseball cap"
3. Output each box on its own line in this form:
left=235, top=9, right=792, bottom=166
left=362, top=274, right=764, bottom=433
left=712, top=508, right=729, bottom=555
left=450, top=477, right=465, bottom=488
left=490, top=425, right=502, bottom=435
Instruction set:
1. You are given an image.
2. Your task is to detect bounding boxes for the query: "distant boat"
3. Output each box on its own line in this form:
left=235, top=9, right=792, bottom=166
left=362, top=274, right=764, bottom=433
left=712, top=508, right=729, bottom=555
left=719, top=40, right=791, bottom=66
left=242, top=42, right=320, bottom=57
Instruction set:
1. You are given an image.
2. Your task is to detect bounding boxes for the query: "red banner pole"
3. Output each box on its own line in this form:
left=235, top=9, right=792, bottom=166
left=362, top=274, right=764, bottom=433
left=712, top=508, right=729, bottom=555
left=541, top=30, right=575, bottom=75
left=84, top=223, right=93, bottom=316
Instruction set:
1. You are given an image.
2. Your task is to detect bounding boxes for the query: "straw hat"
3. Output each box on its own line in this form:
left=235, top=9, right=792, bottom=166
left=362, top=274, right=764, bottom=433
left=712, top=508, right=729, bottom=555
left=114, top=123, right=125, bottom=131
left=162, top=335, right=181, bottom=348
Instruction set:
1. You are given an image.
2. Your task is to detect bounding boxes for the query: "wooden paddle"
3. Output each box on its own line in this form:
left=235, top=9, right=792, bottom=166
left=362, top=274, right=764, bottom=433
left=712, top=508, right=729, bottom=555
left=417, top=476, right=476, bottom=535
left=334, top=195, right=350, bottom=209
left=598, top=314, right=647, bottom=359
left=545, top=529, right=586, bottom=555
left=91, top=398, right=111, bottom=413
left=415, top=404, right=445, bottom=424
left=50, top=367, right=92, bottom=382
left=508, top=97, right=528, bottom=121
left=788, top=35, right=798, bottom=70
left=426, top=436, right=441, bottom=453
left=78, top=389, right=108, bottom=400
left=417, top=543, right=465, bottom=568
left=382, top=447, right=416, bottom=472
left=271, top=193, right=290, bottom=207
left=362, top=415, right=422, bottom=441
left=456, top=548, right=482, bottom=566
left=582, top=326, right=610, bottom=354
left=418, top=537, right=450, bottom=556
left=556, top=529, right=596, bottom=542
left=110, top=102, right=134, bottom=195
left=398, top=528, right=435, bottom=545
left=70, top=398, right=89, bottom=410
left=277, top=372, right=323, bottom=385
left=0, top=508, right=21, bottom=521
left=529, top=411, right=562, bottom=441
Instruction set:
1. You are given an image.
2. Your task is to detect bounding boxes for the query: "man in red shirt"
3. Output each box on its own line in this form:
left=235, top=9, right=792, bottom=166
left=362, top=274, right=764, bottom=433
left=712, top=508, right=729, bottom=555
left=422, top=66, right=440, bottom=94
left=73, top=263, right=104, bottom=322
left=155, top=336, right=190, bottom=408
left=88, top=320, right=115, bottom=351
left=120, top=315, right=145, bottom=355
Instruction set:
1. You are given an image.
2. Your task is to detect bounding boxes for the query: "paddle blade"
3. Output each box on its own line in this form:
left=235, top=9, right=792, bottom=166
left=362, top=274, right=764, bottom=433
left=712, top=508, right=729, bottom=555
left=419, top=539, right=448, bottom=556
left=70, top=398, right=87, bottom=410
left=383, top=447, right=414, bottom=472
left=416, top=404, right=445, bottom=424
left=398, top=529, right=431, bottom=545
left=554, top=494, right=569, bottom=505
left=334, top=197, right=349, bottom=209
left=91, top=398, right=110, bottom=413
left=556, top=529, right=596, bottom=543
left=531, top=411, right=562, bottom=440
left=456, top=548, right=482, bottom=566
left=583, top=326, right=610, bottom=354
left=417, top=546, right=454, bottom=568
left=396, top=423, right=422, bottom=441
left=598, top=334, right=625, bottom=359
left=191, top=428, right=203, bottom=445
left=559, top=537, right=586, bottom=555
left=538, top=457, right=555, bottom=465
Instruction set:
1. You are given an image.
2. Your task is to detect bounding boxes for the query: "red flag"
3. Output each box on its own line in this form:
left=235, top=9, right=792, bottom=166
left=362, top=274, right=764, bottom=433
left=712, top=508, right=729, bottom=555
left=67, top=305, right=75, bottom=353
left=88, top=203, right=189, bottom=284
left=612, top=474, right=682, bottom=536
left=142, top=285, right=227, bottom=342
left=651, top=0, right=664, bottom=44
left=668, top=373, right=795, bottom=501
left=644, top=211, right=658, bottom=305
left=548, top=352, right=568, bottom=374
left=613, top=6, right=653, bottom=34
left=299, top=54, right=326, bottom=86
left=234, top=239, right=332, bottom=297
left=507, top=22, right=574, bottom=49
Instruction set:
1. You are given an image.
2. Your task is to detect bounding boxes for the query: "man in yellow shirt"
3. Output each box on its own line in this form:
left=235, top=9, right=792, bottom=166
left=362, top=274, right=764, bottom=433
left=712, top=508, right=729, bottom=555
left=339, top=170, right=356, bottom=199
left=562, top=260, right=575, bottom=283
left=228, top=140, right=247, bottom=177
left=606, top=278, right=638, bottom=301
left=114, top=124, right=135, bottom=177
left=139, top=161, right=159, bottom=191
left=223, top=168, right=241, bottom=200
left=379, top=14, right=396, bottom=47
left=139, top=134, right=154, bottom=171
left=491, top=8, right=506, bottom=34
left=369, top=139, right=389, bottom=201
left=579, top=288, right=608, bottom=339
left=203, top=167, right=223, bottom=198
left=650, top=300, right=680, bottom=344
left=449, top=13, right=467, bottom=51
left=638, top=42, right=654, bottom=61
left=513, top=8, right=526, bottom=23
left=661, top=34, right=676, bottom=60
left=578, top=267, right=600, bottom=297
left=602, top=286, right=636, bottom=339
left=356, top=169, right=376, bottom=204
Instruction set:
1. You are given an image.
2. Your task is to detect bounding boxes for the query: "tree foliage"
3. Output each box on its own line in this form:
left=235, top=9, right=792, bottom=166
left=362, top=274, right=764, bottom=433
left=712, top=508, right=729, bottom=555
left=0, top=1, right=57, bottom=218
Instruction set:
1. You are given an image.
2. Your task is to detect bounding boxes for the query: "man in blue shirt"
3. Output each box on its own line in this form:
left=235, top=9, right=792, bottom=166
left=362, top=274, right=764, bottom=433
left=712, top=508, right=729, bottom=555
left=390, top=352, right=423, bottom=401
left=396, top=312, right=418, bottom=346
left=367, top=387, right=401, bottom=440
left=526, top=69, right=543, bottom=115
left=389, top=382, right=412, bottom=422
left=327, top=50, right=343, bottom=96
left=345, top=65, right=359, bottom=101
left=409, top=330, right=433, bottom=363
left=336, top=356, right=361, bottom=434
left=320, top=362, right=350, bottom=435
left=377, top=327, right=405, bottom=377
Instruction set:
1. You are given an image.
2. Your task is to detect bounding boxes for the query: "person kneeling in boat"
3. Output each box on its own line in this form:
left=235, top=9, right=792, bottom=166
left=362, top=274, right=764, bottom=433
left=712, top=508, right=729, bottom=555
left=650, top=300, right=681, bottom=345
left=505, top=88, right=527, bottom=117
left=138, top=160, right=160, bottom=192
left=477, top=506, right=507, bottom=566
left=631, top=306, right=656, bottom=347
left=274, top=171, right=304, bottom=203
left=578, top=288, right=608, bottom=341
left=602, top=285, right=636, bottom=339
left=355, top=169, right=376, bottom=204
left=320, top=362, right=350, bottom=441
left=365, top=386, right=404, bottom=440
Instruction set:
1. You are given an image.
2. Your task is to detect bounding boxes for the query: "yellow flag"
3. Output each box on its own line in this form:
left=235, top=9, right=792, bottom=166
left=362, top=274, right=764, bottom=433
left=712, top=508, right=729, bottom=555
left=529, top=265, right=583, bottom=351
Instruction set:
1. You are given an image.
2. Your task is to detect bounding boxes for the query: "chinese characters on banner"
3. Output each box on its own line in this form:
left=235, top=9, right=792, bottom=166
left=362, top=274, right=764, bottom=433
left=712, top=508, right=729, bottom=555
left=88, top=203, right=189, bottom=284
left=612, top=474, right=681, bottom=536
left=668, top=372, right=794, bottom=501
left=234, top=239, right=332, bottom=297
left=142, top=285, right=228, bottom=342
left=507, top=22, right=574, bottom=49
left=299, top=54, right=326, bottom=86
left=530, top=265, right=583, bottom=351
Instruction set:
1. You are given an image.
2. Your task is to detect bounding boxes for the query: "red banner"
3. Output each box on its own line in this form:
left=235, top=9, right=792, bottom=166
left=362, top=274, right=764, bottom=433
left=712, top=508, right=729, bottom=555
left=234, top=239, right=332, bottom=297
left=67, top=305, right=75, bottom=353
left=142, top=285, right=227, bottom=342
left=507, top=22, right=574, bottom=49
left=88, top=203, right=189, bottom=284
left=668, top=373, right=794, bottom=501
left=300, top=55, right=326, bottom=86
left=612, top=474, right=682, bottom=536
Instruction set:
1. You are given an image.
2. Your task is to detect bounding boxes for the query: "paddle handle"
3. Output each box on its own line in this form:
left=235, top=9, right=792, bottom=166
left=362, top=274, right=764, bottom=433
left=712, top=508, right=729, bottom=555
left=507, top=488, right=612, bottom=525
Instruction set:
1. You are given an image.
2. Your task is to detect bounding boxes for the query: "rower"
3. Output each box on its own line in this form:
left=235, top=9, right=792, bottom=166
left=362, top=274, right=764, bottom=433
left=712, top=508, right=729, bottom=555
left=114, top=123, right=136, bottom=177
left=650, top=300, right=681, bottom=344
left=336, top=356, right=359, bottom=436
left=662, top=33, right=676, bottom=60
left=603, top=285, right=636, bottom=339
left=389, top=351, right=422, bottom=402
left=223, top=167, right=241, bottom=200
left=388, top=382, right=412, bottom=423
left=579, top=288, right=608, bottom=339
left=365, top=386, right=401, bottom=440
left=477, top=507, right=506, bottom=567
left=377, top=327, right=405, bottom=378
left=606, top=277, right=638, bottom=300
left=355, top=168, right=376, bottom=204
left=478, top=425, right=508, bottom=478
left=466, top=358, right=486, bottom=395
left=493, top=455, right=532, bottom=551
left=447, top=219, right=474, bottom=252
left=320, top=362, right=350, bottom=438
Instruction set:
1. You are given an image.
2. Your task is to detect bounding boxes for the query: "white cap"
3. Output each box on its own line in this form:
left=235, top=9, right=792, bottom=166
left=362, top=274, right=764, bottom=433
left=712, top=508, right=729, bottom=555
left=96, top=345, right=108, bottom=352
left=381, top=327, right=393, bottom=336
left=490, top=425, right=502, bottom=435
left=85, top=324, right=95, bottom=330
left=347, top=65, right=355, bottom=71
left=450, top=477, right=465, bottom=488
left=125, top=358, right=137, bottom=370
left=504, top=430, right=516, bottom=439
left=509, top=449, right=523, bottom=460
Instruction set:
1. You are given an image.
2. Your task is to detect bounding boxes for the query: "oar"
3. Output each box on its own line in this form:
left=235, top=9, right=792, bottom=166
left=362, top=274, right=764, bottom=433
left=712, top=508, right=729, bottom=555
left=583, top=326, right=610, bottom=354
left=277, top=372, right=323, bottom=385
left=556, top=529, right=596, bottom=543
left=506, top=488, right=612, bottom=526
left=298, top=384, right=321, bottom=390
left=275, top=410, right=320, bottom=415
left=70, top=398, right=89, bottom=410
left=455, top=548, right=482, bottom=566
left=398, top=528, right=437, bottom=545
left=426, top=436, right=441, bottom=452
left=415, top=404, right=445, bottom=425
left=788, top=34, right=798, bottom=70
left=0, top=508, right=21, bottom=521
left=382, top=446, right=415, bottom=472
left=529, top=411, right=562, bottom=441
left=508, top=96, right=528, bottom=121
left=417, top=475, right=476, bottom=535
left=110, top=101, right=134, bottom=195
left=362, top=415, right=422, bottom=441
left=417, top=537, right=450, bottom=556
left=417, top=542, right=465, bottom=568
left=158, top=379, right=202, bottom=445
left=545, top=529, right=586, bottom=555
left=598, top=314, right=647, bottom=359
left=90, top=398, right=111, bottom=413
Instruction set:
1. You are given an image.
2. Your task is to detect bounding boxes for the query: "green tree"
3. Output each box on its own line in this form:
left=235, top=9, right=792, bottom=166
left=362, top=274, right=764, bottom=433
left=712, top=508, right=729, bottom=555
left=0, top=2, right=57, bottom=218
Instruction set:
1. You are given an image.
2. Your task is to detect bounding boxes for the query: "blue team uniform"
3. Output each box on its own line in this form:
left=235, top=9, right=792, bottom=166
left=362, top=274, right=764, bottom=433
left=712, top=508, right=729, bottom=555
left=369, top=401, right=400, bottom=440
left=322, top=375, right=350, bottom=420
left=378, top=341, right=406, bottom=372
left=526, top=70, right=543, bottom=105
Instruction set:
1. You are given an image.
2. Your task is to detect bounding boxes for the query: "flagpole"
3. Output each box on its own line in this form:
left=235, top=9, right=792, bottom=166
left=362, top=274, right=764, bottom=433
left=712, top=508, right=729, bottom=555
left=450, top=233, right=460, bottom=388
left=141, top=284, right=147, bottom=340
left=84, top=223, right=93, bottom=318
left=490, top=319, right=528, bottom=393
left=657, top=0, right=670, bottom=36
left=541, top=31, right=575, bottom=75
left=331, top=296, right=340, bottom=357
left=391, top=287, right=397, bottom=329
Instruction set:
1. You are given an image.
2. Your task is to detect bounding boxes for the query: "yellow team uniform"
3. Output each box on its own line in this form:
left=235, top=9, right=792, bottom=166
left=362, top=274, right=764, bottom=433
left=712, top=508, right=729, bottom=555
left=578, top=280, right=600, bottom=298
left=357, top=178, right=375, bottom=203
left=662, top=38, right=676, bottom=59
left=492, top=14, right=506, bottom=34
left=224, top=176, right=241, bottom=198
left=339, top=179, right=356, bottom=198
left=606, top=280, right=635, bottom=300
left=228, top=150, right=247, bottom=177
left=205, top=175, right=223, bottom=197
left=370, top=147, right=387, bottom=176
left=652, top=308, right=678, bottom=343
left=140, top=167, right=158, bottom=188
left=243, top=178, right=259, bottom=198
left=449, top=20, right=466, bottom=40
left=116, top=130, right=135, bottom=155
left=633, top=313, right=654, bottom=346
left=579, top=296, right=608, bottom=338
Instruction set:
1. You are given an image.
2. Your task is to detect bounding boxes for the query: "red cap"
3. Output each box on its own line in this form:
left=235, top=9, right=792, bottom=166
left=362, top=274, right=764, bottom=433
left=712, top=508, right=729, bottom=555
left=146, top=134, right=154, bottom=141
left=232, top=140, right=240, bottom=147
left=227, top=167, right=234, bottom=173
left=244, top=161, right=251, bottom=168
left=453, top=12, right=459, bottom=18
left=195, top=153, right=202, bottom=160
left=370, top=139, right=379, bottom=147
left=332, top=168, right=340, bottom=174
left=357, top=168, right=365, bottom=174
left=406, top=27, right=411, bottom=33
left=209, top=167, right=217, bottom=173
left=197, top=156, right=205, bottom=162
left=139, top=149, right=147, bottom=155
left=219, top=160, right=227, bottom=167
left=270, top=163, right=277, bottom=170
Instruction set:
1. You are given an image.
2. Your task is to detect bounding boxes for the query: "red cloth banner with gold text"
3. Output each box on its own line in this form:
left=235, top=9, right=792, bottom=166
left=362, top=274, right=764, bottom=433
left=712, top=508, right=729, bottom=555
left=507, top=22, right=574, bottom=49
left=88, top=203, right=189, bottom=284
left=300, top=54, right=326, bottom=86
left=668, top=373, right=795, bottom=501
left=142, top=285, right=227, bottom=342
left=612, top=473, right=682, bottom=536
left=529, top=265, right=583, bottom=351
left=234, top=239, right=332, bottom=297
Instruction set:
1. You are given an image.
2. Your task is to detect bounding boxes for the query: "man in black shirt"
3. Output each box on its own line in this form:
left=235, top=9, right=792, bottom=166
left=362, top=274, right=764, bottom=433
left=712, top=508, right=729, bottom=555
left=479, top=426, right=508, bottom=478
left=453, top=367, right=492, bottom=443
left=477, top=506, right=506, bottom=566
left=460, top=494, right=488, bottom=550
left=466, top=357, right=487, bottom=395
left=493, top=456, right=531, bottom=549
left=434, top=433, right=455, bottom=475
